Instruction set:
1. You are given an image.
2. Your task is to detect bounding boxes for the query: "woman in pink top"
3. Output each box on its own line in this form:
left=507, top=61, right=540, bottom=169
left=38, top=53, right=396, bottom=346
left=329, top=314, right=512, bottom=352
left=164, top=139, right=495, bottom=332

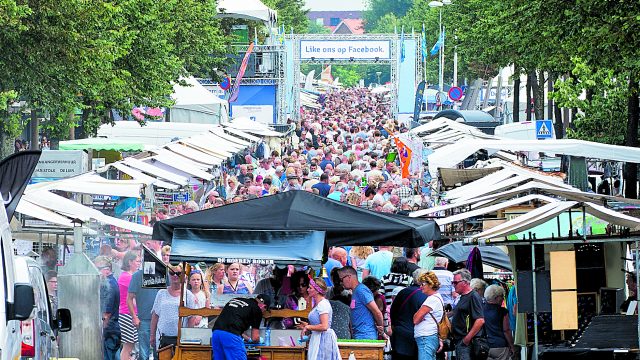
left=118, top=251, right=141, bottom=360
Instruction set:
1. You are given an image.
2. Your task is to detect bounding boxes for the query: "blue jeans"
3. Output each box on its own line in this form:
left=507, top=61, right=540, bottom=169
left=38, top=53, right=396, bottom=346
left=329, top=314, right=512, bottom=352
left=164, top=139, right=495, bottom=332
left=455, top=339, right=473, bottom=360
left=137, top=319, right=151, bottom=360
left=416, top=334, right=439, bottom=360
left=211, top=330, right=246, bottom=360
left=103, top=332, right=121, bottom=360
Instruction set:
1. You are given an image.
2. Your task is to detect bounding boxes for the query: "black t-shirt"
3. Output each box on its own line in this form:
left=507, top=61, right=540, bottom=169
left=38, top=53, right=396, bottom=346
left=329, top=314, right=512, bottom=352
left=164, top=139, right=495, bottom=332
left=390, top=286, right=428, bottom=355
left=451, top=291, right=484, bottom=340
left=213, top=298, right=263, bottom=336
left=407, top=262, right=420, bottom=276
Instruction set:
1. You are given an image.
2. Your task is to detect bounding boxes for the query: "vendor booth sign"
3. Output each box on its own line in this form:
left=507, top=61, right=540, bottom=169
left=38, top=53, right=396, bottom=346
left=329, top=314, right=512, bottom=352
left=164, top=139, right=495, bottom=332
left=300, top=40, right=391, bottom=60
left=231, top=105, right=274, bottom=124
left=33, top=150, right=88, bottom=179
left=142, top=245, right=167, bottom=288
left=170, top=229, right=325, bottom=267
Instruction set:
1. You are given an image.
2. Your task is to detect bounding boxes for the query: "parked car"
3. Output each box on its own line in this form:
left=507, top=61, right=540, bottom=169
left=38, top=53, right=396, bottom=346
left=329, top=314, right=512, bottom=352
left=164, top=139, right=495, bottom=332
left=16, top=256, right=71, bottom=359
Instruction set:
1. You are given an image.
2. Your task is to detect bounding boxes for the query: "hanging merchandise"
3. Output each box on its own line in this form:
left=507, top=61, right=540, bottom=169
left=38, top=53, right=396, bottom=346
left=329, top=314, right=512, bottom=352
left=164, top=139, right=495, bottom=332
left=466, top=246, right=484, bottom=280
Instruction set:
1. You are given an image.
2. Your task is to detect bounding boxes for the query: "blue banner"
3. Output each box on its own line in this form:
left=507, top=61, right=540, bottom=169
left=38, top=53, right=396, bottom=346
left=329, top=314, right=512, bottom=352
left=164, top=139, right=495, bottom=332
left=413, top=81, right=426, bottom=128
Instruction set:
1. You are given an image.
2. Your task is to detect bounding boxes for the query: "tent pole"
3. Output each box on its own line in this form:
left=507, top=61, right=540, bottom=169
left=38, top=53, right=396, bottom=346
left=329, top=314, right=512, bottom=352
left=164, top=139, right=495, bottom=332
left=532, top=242, right=539, bottom=360
left=625, top=240, right=640, bottom=347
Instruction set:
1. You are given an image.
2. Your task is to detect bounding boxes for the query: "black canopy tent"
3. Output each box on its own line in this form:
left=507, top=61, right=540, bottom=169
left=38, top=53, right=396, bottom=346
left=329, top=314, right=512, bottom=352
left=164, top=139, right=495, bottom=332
left=431, top=242, right=512, bottom=271
left=153, top=190, right=440, bottom=248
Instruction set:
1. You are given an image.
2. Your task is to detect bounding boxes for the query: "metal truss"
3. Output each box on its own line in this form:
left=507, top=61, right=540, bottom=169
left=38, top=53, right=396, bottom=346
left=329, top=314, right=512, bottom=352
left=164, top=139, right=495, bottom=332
left=289, top=33, right=419, bottom=121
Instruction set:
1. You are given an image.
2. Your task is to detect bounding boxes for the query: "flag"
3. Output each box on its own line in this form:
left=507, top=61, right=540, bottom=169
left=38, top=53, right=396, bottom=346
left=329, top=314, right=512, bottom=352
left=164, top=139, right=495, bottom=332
left=421, top=23, right=427, bottom=62
left=0, top=150, right=41, bottom=221
left=400, top=26, right=405, bottom=63
left=393, top=137, right=413, bottom=178
left=320, top=65, right=333, bottom=83
left=228, top=42, right=255, bottom=102
left=279, top=24, right=285, bottom=44
left=430, top=29, right=445, bottom=56
left=413, top=81, right=426, bottom=127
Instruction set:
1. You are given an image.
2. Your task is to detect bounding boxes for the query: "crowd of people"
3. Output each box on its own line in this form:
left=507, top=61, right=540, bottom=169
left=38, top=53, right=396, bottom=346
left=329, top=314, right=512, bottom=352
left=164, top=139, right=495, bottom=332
left=145, top=87, right=431, bottom=225
left=34, top=86, right=522, bottom=360
left=90, top=237, right=516, bottom=360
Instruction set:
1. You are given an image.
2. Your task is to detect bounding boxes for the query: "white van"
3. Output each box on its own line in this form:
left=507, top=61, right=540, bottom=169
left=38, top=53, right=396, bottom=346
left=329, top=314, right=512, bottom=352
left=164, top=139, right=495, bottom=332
left=16, top=256, right=71, bottom=359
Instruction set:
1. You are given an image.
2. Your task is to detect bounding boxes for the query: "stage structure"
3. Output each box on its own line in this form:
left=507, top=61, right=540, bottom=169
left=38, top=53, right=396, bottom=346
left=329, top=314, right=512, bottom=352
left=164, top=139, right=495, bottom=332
left=285, top=33, right=421, bottom=122
left=200, top=43, right=287, bottom=125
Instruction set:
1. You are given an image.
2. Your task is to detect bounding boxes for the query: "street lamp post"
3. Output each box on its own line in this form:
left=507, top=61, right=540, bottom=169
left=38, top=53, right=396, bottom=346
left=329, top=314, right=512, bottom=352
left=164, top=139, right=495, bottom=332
left=376, top=71, right=382, bottom=85
left=429, top=0, right=451, bottom=110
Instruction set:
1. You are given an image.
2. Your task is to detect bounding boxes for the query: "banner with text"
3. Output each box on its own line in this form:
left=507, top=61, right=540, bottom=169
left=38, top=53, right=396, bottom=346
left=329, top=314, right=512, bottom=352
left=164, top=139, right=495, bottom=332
left=300, top=40, right=391, bottom=60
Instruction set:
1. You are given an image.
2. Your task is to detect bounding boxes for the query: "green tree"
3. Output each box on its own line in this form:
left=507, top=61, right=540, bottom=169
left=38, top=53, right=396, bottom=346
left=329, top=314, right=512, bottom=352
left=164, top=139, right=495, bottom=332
left=0, top=0, right=230, bottom=156
left=363, top=0, right=412, bottom=32
left=307, top=21, right=330, bottom=34
left=553, top=59, right=627, bottom=145
left=263, top=0, right=309, bottom=34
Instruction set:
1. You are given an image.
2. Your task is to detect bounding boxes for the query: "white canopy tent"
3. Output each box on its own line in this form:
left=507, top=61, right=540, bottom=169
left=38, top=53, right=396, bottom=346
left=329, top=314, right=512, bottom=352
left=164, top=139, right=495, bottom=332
left=427, top=138, right=640, bottom=177
left=216, top=0, right=276, bottom=24
left=170, top=76, right=229, bottom=124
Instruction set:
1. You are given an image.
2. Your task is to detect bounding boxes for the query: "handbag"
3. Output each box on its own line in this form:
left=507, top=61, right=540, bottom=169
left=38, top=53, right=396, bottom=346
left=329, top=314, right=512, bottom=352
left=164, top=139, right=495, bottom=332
left=471, top=336, right=490, bottom=360
left=428, top=296, right=451, bottom=340
left=465, top=314, right=489, bottom=360
left=159, top=334, right=178, bottom=349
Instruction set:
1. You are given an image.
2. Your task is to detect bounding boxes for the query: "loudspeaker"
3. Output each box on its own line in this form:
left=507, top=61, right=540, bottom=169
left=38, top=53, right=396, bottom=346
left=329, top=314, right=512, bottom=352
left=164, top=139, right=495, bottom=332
left=517, top=270, right=552, bottom=313
left=600, top=287, right=624, bottom=314
left=514, top=245, right=544, bottom=271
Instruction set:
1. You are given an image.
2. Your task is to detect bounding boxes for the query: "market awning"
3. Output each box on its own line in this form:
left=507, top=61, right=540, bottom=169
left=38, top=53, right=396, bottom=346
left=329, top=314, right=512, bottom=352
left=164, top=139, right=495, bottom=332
left=153, top=190, right=440, bottom=248
left=427, top=138, right=640, bottom=177
left=431, top=242, right=512, bottom=271
left=439, top=167, right=502, bottom=187
left=170, top=229, right=325, bottom=267
left=59, top=138, right=147, bottom=152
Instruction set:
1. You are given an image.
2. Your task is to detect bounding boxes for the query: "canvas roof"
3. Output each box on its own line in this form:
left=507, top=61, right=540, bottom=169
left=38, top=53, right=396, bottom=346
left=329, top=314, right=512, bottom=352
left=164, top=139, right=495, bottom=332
left=153, top=190, right=440, bottom=248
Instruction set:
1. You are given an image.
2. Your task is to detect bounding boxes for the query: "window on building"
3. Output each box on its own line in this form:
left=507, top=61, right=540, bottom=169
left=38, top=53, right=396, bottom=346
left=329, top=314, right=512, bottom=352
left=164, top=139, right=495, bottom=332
left=316, top=18, right=324, bottom=25
left=330, top=18, right=341, bottom=26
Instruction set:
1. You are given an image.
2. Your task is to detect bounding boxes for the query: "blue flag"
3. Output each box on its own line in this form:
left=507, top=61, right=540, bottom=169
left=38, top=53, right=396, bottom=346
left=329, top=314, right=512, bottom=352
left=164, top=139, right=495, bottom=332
left=421, top=23, right=427, bottom=62
left=400, top=26, right=405, bottom=63
left=430, top=29, right=445, bottom=56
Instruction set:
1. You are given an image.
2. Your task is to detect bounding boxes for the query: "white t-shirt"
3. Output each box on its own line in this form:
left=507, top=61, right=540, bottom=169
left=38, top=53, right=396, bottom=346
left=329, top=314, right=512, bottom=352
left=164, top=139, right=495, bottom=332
left=152, top=289, right=180, bottom=348
left=184, top=290, right=208, bottom=328
left=414, top=293, right=444, bottom=338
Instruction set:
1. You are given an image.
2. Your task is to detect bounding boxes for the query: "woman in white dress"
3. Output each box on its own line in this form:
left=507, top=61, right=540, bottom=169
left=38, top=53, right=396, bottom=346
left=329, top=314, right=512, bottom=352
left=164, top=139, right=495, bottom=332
left=298, top=277, right=341, bottom=360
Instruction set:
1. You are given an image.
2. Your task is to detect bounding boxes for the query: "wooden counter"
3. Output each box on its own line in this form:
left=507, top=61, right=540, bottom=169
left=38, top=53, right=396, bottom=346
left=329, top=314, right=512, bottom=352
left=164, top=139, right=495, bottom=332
left=172, top=342, right=385, bottom=360
left=337, top=341, right=386, bottom=360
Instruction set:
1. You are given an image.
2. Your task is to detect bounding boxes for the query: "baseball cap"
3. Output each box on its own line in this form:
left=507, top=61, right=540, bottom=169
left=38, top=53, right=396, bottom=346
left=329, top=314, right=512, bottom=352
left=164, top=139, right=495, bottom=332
left=256, top=294, right=272, bottom=309
left=255, top=175, right=264, bottom=182
left=275, top=165, right=284, bottom=172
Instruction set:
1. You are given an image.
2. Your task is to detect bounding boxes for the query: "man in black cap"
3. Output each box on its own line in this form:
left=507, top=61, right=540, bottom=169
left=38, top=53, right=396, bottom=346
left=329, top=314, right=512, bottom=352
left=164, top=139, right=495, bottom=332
left=211, top=295, right=271, bottom=360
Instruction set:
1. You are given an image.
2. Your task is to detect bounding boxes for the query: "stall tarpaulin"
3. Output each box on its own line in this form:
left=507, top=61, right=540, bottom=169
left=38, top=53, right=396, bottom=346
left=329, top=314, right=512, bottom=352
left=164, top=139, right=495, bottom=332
left=431, top=242, right=512, bottom=271
left=0, top=150, right=41, bottom=220
left=170, top=229, right=325, bottom=267
left=153, top=190, right=440, bottom=248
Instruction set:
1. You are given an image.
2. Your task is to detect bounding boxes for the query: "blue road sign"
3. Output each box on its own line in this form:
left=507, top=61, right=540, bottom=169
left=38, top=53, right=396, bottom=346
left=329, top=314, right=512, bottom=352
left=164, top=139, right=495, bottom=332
left=535, top=120, right=553, bottom=139
left=173, top=193, right=191, bottom=202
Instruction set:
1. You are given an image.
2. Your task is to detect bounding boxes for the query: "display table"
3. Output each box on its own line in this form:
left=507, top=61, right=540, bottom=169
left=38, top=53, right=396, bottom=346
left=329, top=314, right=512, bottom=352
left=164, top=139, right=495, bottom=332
left=337, top=341, right=386, bottom=360
left=254, top=346, right=306, bottom=360
left=173, top=345, right=211, bottom=360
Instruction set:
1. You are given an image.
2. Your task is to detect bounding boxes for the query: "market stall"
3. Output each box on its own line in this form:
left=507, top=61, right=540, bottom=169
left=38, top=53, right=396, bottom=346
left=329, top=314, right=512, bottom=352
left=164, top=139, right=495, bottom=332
left=162, top=229, right=325, bottom=360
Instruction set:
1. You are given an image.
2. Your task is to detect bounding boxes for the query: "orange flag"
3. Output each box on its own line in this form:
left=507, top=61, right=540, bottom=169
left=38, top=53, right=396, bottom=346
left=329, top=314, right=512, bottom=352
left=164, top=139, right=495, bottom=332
left=393, top=137, right=413, bottom=178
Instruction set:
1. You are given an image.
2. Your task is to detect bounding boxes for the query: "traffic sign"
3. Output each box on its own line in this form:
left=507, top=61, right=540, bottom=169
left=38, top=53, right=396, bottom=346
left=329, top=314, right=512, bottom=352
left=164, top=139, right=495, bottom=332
left=535, top=120, right=553, bottom=139
left=435, top=92, right=441, bottom=106
left=173, top=193, right=191, bottom=202
left=448, top=86, right=463, bottom=101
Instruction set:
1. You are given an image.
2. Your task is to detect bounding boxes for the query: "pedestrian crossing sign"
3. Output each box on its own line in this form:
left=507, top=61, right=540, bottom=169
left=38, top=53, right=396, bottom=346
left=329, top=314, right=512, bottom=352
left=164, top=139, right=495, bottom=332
left=536, top=120, right=553, bottom=139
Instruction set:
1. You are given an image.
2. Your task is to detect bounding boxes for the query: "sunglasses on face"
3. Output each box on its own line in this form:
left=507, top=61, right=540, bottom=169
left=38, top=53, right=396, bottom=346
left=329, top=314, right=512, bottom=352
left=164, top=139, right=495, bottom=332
left=169, top=270, right=182, bottom=276
left=452, top=280, right=464, bottom=285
